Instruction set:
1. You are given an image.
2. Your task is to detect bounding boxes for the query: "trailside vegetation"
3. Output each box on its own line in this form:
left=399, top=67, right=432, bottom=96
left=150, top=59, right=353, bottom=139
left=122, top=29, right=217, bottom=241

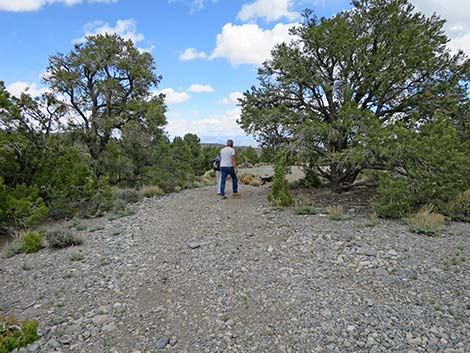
left=0, top=35, right=220, bottom=234
left=239, top=0, right=470, bottom=217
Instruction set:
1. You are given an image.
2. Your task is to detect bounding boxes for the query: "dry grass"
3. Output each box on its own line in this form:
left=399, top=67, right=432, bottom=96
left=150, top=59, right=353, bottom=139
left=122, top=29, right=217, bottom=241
left=445, top=189, right=470, bottom=222
left=326, top=205, right=344, bottom=221
left=140, top=185, right=163, bottom=198
left=408, top=206, right=445, bottom=236
left=240, top=173, right=262, bottom=187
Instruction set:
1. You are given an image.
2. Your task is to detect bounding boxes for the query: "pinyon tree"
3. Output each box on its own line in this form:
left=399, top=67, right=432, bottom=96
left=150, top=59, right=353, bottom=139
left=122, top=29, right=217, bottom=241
left=239, top=0, right=470, bottom=193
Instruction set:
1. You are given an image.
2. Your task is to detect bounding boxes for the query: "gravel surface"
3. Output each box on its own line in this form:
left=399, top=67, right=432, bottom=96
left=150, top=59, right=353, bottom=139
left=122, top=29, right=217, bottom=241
left=1, top=184, right=469, bottom=353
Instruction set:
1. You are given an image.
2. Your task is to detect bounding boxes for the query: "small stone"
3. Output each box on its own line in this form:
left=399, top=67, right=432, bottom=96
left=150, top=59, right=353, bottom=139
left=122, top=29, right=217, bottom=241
left=169, top=337, right=178, bottom=346
left=59, top=335, right=72, bottom=344
left=440, top=338, right=448, bottom=345
left=103, top=322, right=117, bottom=332
left=387, top=249, right=399, bottom=257
left=93, top=314, right=112, bottom=325
left=188, top=242, right=201, bottom=249
left=48, top=339, right=59, bottom=348
left=267, top=246, right=274, bottom=253
left=356, top=247, right=377, bottom=257
left=347, top=325, right=355, bottom=332
left=155, top=337, right=170, bottom=349
left=408, top=337, right=422, bottom=345
left=18, top=349, right=27, bottom=353
left=27, top=343, right=39, bottom=352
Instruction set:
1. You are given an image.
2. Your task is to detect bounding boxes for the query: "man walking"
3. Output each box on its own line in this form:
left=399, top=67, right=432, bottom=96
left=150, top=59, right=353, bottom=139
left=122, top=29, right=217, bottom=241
left=219, top=139, right=239, bottom=199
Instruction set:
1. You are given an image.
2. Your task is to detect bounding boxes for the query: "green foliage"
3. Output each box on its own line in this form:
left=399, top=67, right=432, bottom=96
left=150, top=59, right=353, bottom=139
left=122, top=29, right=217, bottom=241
left=0, top=178, right=48, bottom=231
left=370, top=117, right=470, bottom=218
left=32, top=146, right=98, bottom=218
left=373, top=175, right=413, bottom=219
left=0, top=317, right=39, bottom=353
left=44, top=33, right=166, bottom=165
left=444, top=189, right=470, bottom=222
left=70, top=252, right=85, bottom=262
left=113, top=188, right=141, bottom=204
left=22, top=231, right=43, bottom=254
left=2, top=239, right=24, bottom=258
left=239, top=0, right=469, bottom=192
left=294, top=206, right=319, bottom=215
left=45, top=230, right=82, bottom=249
left=268, top=155, right=293, bottom=206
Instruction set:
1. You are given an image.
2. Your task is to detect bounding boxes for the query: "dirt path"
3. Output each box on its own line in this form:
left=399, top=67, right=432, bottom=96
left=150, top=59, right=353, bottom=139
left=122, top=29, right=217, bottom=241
left=1, top=184, right=469, bottom=353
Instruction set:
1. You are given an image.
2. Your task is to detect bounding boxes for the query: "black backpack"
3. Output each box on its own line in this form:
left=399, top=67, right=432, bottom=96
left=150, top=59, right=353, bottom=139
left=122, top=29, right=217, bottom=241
left=211, top=153, right=221, bottom=170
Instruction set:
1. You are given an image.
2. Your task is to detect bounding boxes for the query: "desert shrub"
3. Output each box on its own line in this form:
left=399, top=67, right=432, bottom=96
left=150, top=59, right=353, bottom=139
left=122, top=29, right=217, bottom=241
left=294, top=197, right=319, bottom=215
left=113, top=188, right=141, bottom=204
left=112, top=198, right=128, bottom=213
left=294, top=206, right=319, bottom=215
left=2, top=239, right=24, bottom=258
left=298, top=169, right=322, bottom=188
left=0, top=178, right=48, bottom=231
left=140, top=185, right=163, bottom=198
left=32, top=147, right=97, bottom=218
left=268, top=156, right=292, bottom=207
left=240, top=173, right=255, bottom=185
left=0, top=316, right=39, bottom=353
left=407, top=207, right=445, bottom=236
left=70, top=252, right=85, bottom=262
left=22, top=232, right=43, bottom=254
left=444, top=189, right=470, bottom=222
left=373, top=175, right=413, bottom=219
left=327, top=206, right=344, bottom=221
left=363, top=212, right=379, bottom=227
left=45, top=230, right=82, bottom=249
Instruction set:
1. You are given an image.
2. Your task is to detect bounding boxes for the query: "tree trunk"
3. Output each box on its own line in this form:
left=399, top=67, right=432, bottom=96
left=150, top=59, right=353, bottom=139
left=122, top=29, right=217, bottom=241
left=329, top=161, right=361, bottom=193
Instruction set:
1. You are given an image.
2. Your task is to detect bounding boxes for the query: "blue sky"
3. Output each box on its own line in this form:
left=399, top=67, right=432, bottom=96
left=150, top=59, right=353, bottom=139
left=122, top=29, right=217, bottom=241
left=1, top=0, right=469, bottom=146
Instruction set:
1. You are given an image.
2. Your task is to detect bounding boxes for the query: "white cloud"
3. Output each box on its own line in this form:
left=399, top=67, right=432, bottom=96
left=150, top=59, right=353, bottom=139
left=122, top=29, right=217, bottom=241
left=6, top=81, right=48, bottom=98
left=179, top=48, right=208, bottom=61
left=210, top=22, right=296, bottom=66
left=0, top=0, right=116, bottom=12
left=187, top=84, right=214, bottom=93
left=159, top=88, right=191, bottom=104
left=218, top=91, right=243, bottom=104
left=411, top=0, right=470, bottom=53
left=166, top=107, right=244, bottom=137
left=74, top=18, right=144, bottom=44
left=237, top=0, right=299, bottom=22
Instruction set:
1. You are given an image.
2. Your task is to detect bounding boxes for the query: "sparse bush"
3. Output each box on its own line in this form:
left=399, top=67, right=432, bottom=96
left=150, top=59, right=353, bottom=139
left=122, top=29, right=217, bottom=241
left=113, top=188, right=141, bottom=204
left=112, top=198, right=127, bottom=213
left=363, top=212, right=379, bottom=227
left=268, top=156, right=292, bottom=207
left=408, top=207, right=445, bottom=236
left=140, top=185, right=163, bottom=198
left=444, top=189, right=470, bottom=222
left=22, top=232, right=42, bottom=254
left=70, top=252, right=84, bottom=262
left=327, top=206, right=344, bottom=221
left=45, top=230, right=82, bottom=249
left=2, top=239, right=24, bottom=258
left=294, top=206, right=319, bottom=215
left=294, top=197, right=319, bottom=215
left=0, top=316, right=39, bottom=353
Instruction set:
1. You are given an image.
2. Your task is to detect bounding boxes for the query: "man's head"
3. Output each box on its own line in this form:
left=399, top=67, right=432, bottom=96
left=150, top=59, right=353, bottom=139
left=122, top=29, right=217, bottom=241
left=226, top=139, right=234, bottom=147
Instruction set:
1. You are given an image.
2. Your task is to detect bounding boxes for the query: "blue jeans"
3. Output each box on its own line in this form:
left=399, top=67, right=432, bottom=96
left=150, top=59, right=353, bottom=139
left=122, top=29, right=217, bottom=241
left=220, top=167, right=238, bottom=196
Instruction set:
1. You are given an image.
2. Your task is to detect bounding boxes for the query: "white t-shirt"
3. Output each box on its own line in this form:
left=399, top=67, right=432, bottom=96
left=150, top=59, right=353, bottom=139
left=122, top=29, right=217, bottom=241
left=220, top=146, right=235, bottom=167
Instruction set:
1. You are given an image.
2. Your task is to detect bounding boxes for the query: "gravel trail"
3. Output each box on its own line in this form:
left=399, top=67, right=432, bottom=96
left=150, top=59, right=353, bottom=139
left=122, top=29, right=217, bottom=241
left=1, top=184, right=469, bottom=353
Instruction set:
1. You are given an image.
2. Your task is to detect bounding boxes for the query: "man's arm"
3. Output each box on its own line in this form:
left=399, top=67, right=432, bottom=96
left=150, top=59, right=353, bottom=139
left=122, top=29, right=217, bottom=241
left=231, top=154, right=237, bottom=172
